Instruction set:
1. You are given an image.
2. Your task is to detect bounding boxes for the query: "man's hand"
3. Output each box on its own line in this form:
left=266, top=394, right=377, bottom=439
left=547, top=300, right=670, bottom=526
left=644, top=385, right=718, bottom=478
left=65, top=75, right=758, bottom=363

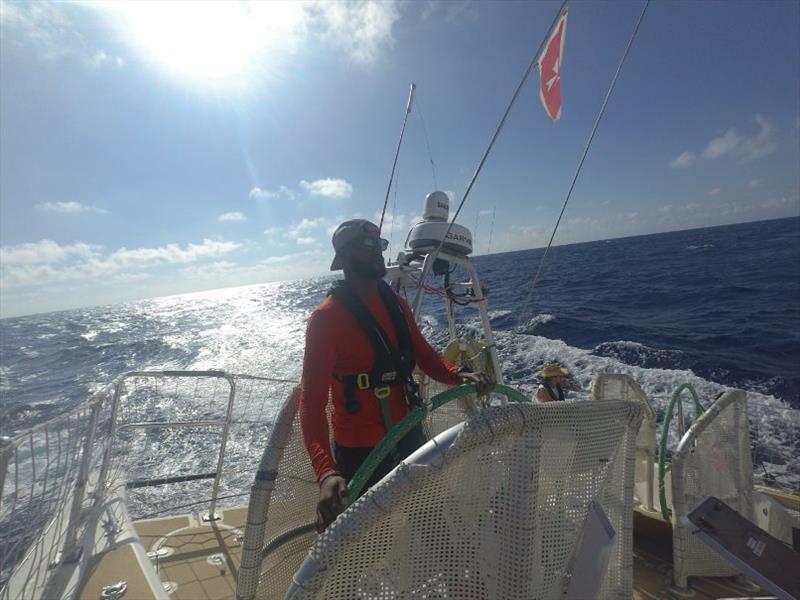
left=316, top=474, right=348, bottom=533
left=458, top=371, right=495, bottom=396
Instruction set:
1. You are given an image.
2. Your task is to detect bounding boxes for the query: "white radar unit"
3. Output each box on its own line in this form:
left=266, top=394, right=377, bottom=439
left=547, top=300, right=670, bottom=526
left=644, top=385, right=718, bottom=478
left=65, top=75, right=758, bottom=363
left=406, top=191, right=473, bottom=256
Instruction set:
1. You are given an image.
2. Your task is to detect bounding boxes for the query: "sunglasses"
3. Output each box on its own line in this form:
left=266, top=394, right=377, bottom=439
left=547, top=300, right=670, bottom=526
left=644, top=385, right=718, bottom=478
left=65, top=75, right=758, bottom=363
left=355, top=237, right=389, bottom=251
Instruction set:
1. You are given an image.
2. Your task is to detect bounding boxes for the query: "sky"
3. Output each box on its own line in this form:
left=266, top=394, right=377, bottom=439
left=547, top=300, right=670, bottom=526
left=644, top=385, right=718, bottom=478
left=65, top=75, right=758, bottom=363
left=1, top=0, right=798, bottom=318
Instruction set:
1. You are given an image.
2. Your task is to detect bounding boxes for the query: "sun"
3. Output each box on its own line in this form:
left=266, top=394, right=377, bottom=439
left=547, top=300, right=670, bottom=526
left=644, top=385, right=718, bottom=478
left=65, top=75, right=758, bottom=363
left=103, top=1, right=305, bottom=89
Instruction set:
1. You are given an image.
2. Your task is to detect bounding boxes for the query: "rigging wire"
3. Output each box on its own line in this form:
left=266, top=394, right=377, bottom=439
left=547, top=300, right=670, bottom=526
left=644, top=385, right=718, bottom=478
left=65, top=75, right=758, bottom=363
left=412, top=0, right=569, bottom=308
left=473, top=210, right=481, bottom=253
left=415, top=95, right=439, bottom=189
left=388, top=163, right=400, bottom=263
left=516, top=0, right=650, bottom=328
left=487, top=205, right=497, bottom=255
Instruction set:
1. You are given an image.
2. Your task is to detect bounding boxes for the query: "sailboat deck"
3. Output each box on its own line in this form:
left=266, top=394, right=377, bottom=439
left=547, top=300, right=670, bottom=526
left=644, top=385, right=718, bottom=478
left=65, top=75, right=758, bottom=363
left=77, top=509, right=247, bottom=600
left=71, top=504, right=776, bottom=600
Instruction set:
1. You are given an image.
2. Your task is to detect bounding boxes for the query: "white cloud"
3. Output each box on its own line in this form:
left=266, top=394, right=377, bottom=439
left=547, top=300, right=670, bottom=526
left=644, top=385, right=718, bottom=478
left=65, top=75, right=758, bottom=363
left=479, top=209, right=494, bottom=216
left=1, top=238, right=241, bottom=288
left=709, top=187, right=721, bottom=196
left=37, top=201, right=108, bottom=214
left=702, top=129, right=741, bottom=160
left=218, top=211, right=247, bottom=222
left=421, top=1, right=478, bottom=23
left=307, top=1, right=400, bottom=64
left=0, top=240, right=100, bottom=265
left=111, top=272, right=152, bottom=283
left=107, top=239, right=240, bottom=268
left=759, top=197, right=793, bottom=210
left=181, top=260, right=238, bottom=279
left=263, top=226, right=282, bottom=236
left=748, top=178, right=762, bottom=188
left=289, top=217, right=324, bottom=233
left=0, top=2, right=76, bottom=60
left=284, top=217, right=328, bottom=245
left=493, top=193, right=799, bottom=254
left=261, top=250, right=321, bottom=265
left=702, top=114, right=777, bottom=163
left=374, top=211, right=420, bottom=233
left=92, top=49, right=124, bottom=68
left=300, top=178, right=353, bottom=199
left=668, top=151, right=695, bottom=169
left=249, top=185, right=294, bottom=201
left=262, top=254, right=295, bottom=265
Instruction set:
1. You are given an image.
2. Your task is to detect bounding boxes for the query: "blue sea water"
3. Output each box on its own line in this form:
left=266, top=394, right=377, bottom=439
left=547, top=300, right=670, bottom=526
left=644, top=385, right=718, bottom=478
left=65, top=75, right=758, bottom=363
left=1, top=217, right=798, bottom=485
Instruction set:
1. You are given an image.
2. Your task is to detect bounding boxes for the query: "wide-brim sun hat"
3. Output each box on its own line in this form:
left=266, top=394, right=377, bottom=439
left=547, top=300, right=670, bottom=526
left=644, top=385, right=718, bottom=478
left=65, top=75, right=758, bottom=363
left=538, top=363, right=570, bottom=379
left=330, top=219, right=380, bottom=271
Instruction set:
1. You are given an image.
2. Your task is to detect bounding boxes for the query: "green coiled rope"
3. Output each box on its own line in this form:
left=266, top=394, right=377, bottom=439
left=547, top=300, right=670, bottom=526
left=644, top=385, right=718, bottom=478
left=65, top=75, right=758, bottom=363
left=657, top=383, right=704, bottom=520
left=346, top=383, right=530, bottom=501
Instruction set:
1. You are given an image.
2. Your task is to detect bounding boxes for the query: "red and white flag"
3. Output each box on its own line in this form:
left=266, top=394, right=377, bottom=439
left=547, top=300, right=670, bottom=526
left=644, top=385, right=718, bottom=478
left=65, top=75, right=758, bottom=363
left=538, top=8, right=568, bottom=121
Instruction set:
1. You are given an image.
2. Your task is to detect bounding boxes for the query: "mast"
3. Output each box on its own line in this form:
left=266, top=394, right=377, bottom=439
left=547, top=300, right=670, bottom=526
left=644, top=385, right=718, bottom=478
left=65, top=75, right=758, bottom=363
left=379, top=83, right=416, bottom=233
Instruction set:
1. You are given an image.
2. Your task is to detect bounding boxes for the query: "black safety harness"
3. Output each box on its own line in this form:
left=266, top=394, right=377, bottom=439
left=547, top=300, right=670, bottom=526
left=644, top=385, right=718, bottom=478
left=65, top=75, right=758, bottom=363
left=329, top=280, right=420, bottom=427
left=540, top=382, right=565, bottom=402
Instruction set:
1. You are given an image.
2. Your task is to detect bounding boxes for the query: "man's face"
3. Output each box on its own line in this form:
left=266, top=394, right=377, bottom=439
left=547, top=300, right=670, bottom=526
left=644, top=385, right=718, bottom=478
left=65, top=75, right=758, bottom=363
left=345, top=232, right=387, bottom=280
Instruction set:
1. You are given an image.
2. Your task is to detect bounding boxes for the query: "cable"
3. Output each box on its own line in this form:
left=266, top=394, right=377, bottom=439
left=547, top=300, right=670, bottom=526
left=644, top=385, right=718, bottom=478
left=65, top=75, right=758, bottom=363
left=516, top=0, right=650, bottom=327
left=415, top=95, right=439, bottom=189
left=413, top=0, right=569, bottom=304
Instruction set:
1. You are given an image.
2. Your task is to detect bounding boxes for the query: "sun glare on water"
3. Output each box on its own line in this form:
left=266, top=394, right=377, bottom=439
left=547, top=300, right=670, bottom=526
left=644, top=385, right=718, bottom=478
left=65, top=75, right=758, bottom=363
left=105, top=1, right=305, bottom=89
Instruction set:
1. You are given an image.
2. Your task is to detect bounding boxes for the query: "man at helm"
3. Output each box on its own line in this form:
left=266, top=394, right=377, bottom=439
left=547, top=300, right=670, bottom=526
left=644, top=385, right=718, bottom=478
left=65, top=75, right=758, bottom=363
left=300, top=219, right=493, bottom=532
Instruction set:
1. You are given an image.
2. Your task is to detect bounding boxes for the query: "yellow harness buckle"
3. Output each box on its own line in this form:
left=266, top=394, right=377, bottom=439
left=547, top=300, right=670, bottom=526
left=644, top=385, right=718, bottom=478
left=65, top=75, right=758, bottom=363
left=356, top=373, right=370, bottom=389
left=374, top=386, right=391, bottom=399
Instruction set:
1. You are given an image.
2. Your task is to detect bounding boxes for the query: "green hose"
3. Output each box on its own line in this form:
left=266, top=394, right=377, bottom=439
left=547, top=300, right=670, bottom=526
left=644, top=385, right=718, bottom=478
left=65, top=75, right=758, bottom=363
left=657, top=383, right=704, bottom=520
left=346, top=383, right=530, bottom=501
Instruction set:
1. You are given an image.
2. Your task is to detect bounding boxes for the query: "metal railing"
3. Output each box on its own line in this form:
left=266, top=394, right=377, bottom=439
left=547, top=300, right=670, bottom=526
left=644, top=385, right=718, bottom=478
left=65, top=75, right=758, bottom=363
left=1, top=370, right=297, bottom=599
left=95, top=370, right=236, bottom=521
left=0, top=390, right=109, bottom=599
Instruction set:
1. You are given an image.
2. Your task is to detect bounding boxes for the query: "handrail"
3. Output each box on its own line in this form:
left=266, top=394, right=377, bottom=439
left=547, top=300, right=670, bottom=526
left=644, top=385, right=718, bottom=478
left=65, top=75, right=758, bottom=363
left=94, top=370, right=236, bottom=521
left=657, top=383, right=704, bottom=520
left=347, top=383, right=529, bottom=500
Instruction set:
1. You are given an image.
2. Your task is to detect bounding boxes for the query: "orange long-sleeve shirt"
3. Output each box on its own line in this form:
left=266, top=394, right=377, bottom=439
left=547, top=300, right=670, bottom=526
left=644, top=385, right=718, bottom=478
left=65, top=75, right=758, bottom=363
left=299, top=288, right=459, bottom=483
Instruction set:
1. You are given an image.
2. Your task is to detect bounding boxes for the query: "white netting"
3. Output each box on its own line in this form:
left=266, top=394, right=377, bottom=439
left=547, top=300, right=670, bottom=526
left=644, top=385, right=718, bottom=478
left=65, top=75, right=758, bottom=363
left=591, top=374, right=657, bottom=512
left=286, top=400, right=642, bottom=600
left=238, top=376, right=481, bottom=600
left=671, top=389, right=754, bottom=588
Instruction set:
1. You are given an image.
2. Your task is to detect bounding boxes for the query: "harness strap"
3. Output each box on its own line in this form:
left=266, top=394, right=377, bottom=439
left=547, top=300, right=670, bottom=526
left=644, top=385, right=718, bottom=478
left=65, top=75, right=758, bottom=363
left=329, top=280, right=416, bottom=422
left=542, top=382, right=565, bottom=401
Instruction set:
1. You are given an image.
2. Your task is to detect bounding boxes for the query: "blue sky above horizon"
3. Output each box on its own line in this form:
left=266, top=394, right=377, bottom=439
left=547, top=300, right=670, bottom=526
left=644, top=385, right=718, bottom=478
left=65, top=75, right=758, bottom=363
left=1, top=0, right=798, bottom=318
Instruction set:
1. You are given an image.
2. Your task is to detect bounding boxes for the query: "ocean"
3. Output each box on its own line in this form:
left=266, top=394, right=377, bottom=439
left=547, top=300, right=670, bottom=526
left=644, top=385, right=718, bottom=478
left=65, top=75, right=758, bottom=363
left=1, top=216, right=798, bottom=488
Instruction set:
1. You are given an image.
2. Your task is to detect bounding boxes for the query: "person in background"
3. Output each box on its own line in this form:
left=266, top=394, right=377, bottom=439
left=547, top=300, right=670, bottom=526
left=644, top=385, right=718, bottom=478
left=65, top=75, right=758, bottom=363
left=300, top=219, right=494, bottom=532
left=536, top=362, right=581, bottom=402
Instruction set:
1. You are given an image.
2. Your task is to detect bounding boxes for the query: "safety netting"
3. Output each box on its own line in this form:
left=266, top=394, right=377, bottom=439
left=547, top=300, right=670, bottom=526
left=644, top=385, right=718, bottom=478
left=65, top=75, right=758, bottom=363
left=237, top=375, right=486, bottom=600
left=591, top=373, right=657, bottom=512
left=284, top=400, right=642, bottom=600
left=671, top=389, right=754, bottom=588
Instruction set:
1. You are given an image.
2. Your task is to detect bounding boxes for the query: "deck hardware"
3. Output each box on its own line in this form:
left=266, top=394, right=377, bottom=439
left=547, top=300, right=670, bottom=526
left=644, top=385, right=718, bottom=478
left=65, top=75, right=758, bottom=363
left=147, top=547, right=171, bottom=559
left=162, top=581, right=178, bottom=594
left=100, top=581, right=127, bottom=599
left=207, top=552, right=226, bottom=575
